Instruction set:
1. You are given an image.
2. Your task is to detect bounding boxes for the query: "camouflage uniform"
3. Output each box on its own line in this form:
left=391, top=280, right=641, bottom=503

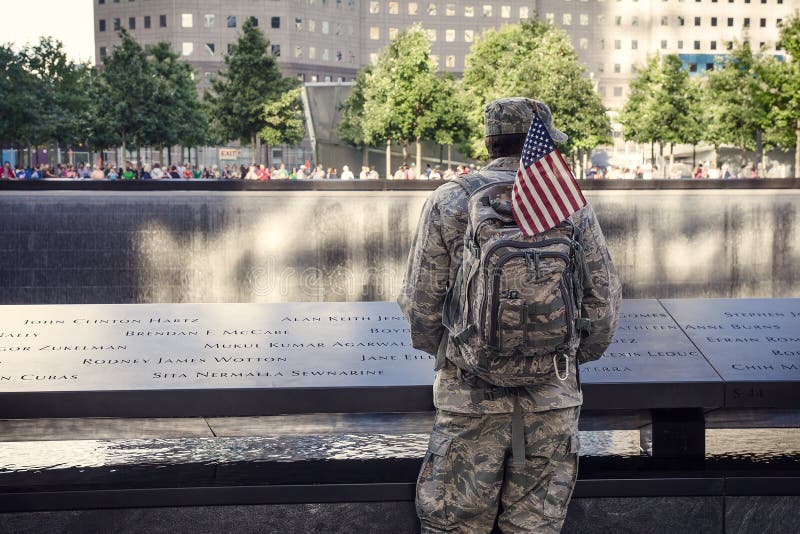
left=398, top=98, right=621, bottom=533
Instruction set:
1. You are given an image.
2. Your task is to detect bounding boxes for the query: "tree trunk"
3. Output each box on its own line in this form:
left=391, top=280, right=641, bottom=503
left=669, top=143, right=674, bottom=179
left=386, top=140, right=391, bottom=179
left=692, top=145, right=696, bottom=169
left=402, top=142, right=408, bottom=166
left=795, top=117, right=800, bottom=178
left=659, top=142, right=666, bottom=179
left=362, top=145, right=369, bottom=167
left=415, top=137, right=422, bottom=175
left=712, top=144, right=719, bottom=170
left=121, top=131, right=127, bottom=165
left=650, top=141, right=655, bottom=167
left=168, top=146, right=172, bottom=166
left=251, top=134, right=257, bottom=165
left=447, top=144, right=452, bottom=170
left=136, top=143, right=141, bottom=169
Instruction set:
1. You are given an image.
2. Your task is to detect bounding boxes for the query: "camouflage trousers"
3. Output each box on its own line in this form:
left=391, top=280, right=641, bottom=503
left=416, top=406, right=579, bottom=533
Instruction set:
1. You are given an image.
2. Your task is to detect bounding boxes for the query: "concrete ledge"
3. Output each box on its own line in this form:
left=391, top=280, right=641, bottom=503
left=0, top=178, right=798, bottom=192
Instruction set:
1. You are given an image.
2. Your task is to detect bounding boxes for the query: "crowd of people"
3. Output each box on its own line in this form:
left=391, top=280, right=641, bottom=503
left=0, top=160, right=479, bottom=181
left=1, top=159, right=770, bottom=181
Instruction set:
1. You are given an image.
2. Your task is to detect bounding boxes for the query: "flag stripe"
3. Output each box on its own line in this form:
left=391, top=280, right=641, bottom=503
left=511, top=181, right=536, bottom=235
left=523, top=165, right=557, bottom=228
left=515, top=172, right=547, bottom=233
left=553, top=150, right=586, bottom=207
left=530, top=162, right=566, bottom=224
left=537, top=156, right=572, bottom=218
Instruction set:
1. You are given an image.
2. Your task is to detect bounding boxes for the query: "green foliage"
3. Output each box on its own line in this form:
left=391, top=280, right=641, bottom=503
left=361, top=25, right=459, bottom=150
left=207, top=17, right=298, bottom=145
left=337, top=67, right=371, bottom=147
left=705, top=40, right=772, bottom=152
left=461, top=20, right=610, bottom=159
left=767, top=13, right=800, bottom=166
left=260, top=87, right=305, bottom=147
left=0, top=44, right=38, bottom=145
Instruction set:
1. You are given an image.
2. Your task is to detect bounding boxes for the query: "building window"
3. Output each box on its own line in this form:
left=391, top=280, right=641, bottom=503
left=445, top=29, right=455, bottom=42
left=311, top=75, right=318, bottom=82
left=689, top=63, right=698, bottom=73
left=694, top=40, right=701, bottom=50
left=309, top=46, right=316, bottom=59
left=227, top=16, right=236, bottom=28
left=632, top=16, right=639, bottom=27
left=369, top=1, right=379, bottom=14
left=430, top=54, right=439, bottom=67
left=711, top=40, right=717, bottom=50
left=99, top=47, right=107, bottom=58
left=599, top=86, right=606, bottom=97
left=445, top=55, right=455, bottom=68
left=615, top=16, right=621, bottom=26
left=580, top=14, right=588, bottom=25
left=599, top=38, right=605, bottom=50
left=678, top=16, right=685, bottom=26
left=182, top=42, right=193, bottom=56
left=483, top=5, right=492, bottom=17
left=727, top=18, right=733, bottom=27
left=295, top=46, right=303, bottom=58
left=579, top=38, right=588, bottom=50
left=144, top=16, right=151, bottom=29
left=295, top=17, right=302, bottom=31
left=160, top=15, right=167, bottom=28
left=336, top=50, right=343, bottom=61
left=271, top=44, right=281, bottom=57
left=706, top=63, right=714, bottom=71
left=181, top=14, right=192, bottom=28
left=545, top=13, right=554, bottom=24
left=429, top=3, right=437, bottom=15
left=711, top=17, right=717, bottom=27
left=113, top=18, right=120, bottom=30
left=661, top=40, right=667, bottom=49
left=407, top=2, right=417, bottom=15
left=206, top=43, right=215, bottom=55
left=465, top=5, right=474, bottom=17
left=614, top=63, right=621, bottom=73
left=613, top=86, right=622, bottom=97
left=464, top=29, right=474, bottom=42
left=597, top=63, right=604, bottom=73
left=370, top=27, right=380, bottom=39
left=563, top=13, right=571, bottom=25
left=661, top=16, right=668, bottom=26
left=678, top=40, right=684, bottom=49
left=204, top=14, right=215, bottom=28
left=632, top=40, right=638, bottom=50
left=227, top=44, right=233, bottom=54
left=389, top=27, right=398, bottom=39
left=760, top=18, right=766, bottom=27
left=322, top=21, right=329, bottom=34
left=426, top=29, right=437, bottom=41
left=309, top=20, right=316, bottom=32
left=322, top=49, right=329, bottom=61
left=501, top=5, right=510, bottom=18
left=614, top=39, right=621, bottom=50
left=250, top=16, right=259, bottom=27
left=271, top=17, right=280, bottom=29
left=388, top=2, right=398, bottom=14
left=128, top=16, right=135, bottom=30
left=695, top=17, right=701, bottom=26
left=369, top=53, right=378, bottom=65
left=519, top=6, right=529, bottom=18
left=446, top=3, right=455, bottom=16
left=99, top=19, right=106, bottom=32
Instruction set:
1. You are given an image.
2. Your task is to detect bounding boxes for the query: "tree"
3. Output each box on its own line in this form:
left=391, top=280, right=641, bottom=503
left=100, top=29, right=157, bottom=161
left=147, top=42, right=207, bottom=160
left=620, top=56, right=664, bottom=166
left=774, top=14, right=800, bottom=175
left=362, top=25, right=451, bottom=169
left=0, top=45, right=38, bottom=156
left=461, top=20, right=610, bottom=164
left=338, top=66, right=372, bottom=166
left=207, top=17, right=298, bottom=163
left=706, top=40, right=772, bottom=169
left=260, top=87, right=305, bottom=149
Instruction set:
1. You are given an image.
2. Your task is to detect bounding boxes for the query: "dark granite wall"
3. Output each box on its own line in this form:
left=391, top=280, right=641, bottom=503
left=0, top=190, right=798, bottom=304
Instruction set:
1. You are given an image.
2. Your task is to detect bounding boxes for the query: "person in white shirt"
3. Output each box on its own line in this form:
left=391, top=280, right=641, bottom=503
left=340, top=165, right=355, bottom=180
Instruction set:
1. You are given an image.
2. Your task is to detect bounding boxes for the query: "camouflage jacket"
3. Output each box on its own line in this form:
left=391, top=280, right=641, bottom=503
left=398, top=157, right=621, bottom=414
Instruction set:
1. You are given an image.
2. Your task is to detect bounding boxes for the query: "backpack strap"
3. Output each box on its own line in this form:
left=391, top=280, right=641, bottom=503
left=454, top=170, right=514, bottom=198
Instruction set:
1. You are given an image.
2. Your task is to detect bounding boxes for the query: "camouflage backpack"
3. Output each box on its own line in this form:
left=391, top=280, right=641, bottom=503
left=441, top=171, right=593, bottom=387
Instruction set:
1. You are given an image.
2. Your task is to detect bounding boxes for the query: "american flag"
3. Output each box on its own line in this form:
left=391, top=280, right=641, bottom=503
left=511, top=113, right=586, bottom=236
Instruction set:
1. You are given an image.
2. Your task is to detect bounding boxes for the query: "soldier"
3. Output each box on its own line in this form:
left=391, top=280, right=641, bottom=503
left=398, top=97, right=621, bottom=533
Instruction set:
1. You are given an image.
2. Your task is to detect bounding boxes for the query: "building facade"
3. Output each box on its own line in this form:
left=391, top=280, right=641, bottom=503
left=94, top=0, right=797, bottom=110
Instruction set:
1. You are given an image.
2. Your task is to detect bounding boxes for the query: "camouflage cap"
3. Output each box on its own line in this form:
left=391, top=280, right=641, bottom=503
left=484, top=97, right=568, bottom=144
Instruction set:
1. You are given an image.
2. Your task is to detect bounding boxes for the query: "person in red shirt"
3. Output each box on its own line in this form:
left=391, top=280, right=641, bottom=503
left=257, top=164, right=270, bottom=180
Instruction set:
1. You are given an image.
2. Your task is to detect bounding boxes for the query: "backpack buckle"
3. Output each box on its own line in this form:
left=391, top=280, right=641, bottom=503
left=553, top=353, right=570, bottom=381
